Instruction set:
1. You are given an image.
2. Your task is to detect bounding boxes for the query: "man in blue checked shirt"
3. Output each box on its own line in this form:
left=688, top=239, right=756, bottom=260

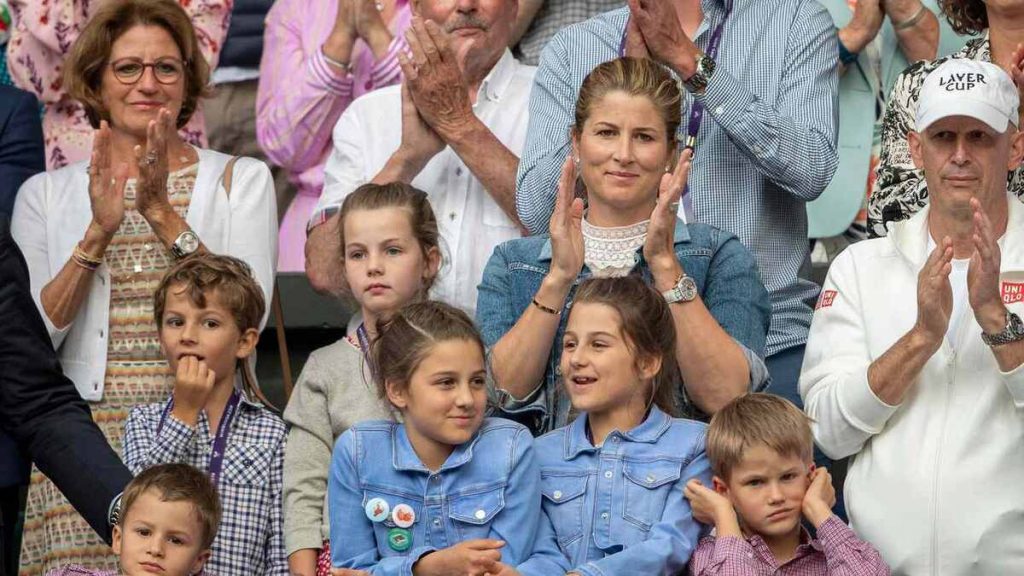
left=515, top=0, right=839, bottom=407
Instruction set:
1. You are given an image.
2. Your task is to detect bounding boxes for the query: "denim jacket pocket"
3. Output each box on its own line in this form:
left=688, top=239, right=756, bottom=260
left=621, top=459, right=682, bottom=531
left=540, top=472, right=587, bottom=552
left=449, top=483, right=506, bottom=541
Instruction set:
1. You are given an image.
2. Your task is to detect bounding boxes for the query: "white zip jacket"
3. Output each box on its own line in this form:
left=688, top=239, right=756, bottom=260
left=11, top=149, right=277, bottom=401
left=800, top=193, right=1024, bottom=575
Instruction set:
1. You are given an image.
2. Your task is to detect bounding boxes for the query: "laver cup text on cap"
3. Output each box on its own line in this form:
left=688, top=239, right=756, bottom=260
left=939, top=73, right=987, bottom=91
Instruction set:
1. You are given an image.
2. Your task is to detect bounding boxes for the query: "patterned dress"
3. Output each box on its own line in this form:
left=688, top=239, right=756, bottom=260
left=19, top=165, right=197, bottom=576
left=867, top=34, right=1024, bottom=237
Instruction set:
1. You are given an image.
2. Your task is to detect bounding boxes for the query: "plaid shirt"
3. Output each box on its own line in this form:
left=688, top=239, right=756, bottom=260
left=688, top=516, right=890, bottom=575
left=123, top=392, right=289, bottom=576
left=514, top=1, right=624, bottom=65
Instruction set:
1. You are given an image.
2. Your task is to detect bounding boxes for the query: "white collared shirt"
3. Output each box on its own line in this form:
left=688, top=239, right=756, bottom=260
left=314, top=50, right=536, bottom=315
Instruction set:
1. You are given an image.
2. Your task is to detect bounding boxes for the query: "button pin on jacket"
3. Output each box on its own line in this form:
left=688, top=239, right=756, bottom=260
left=392, top=504, right=416, bottom=528
left=387, top=527, right=412, bottom=552
left=474, top=509, right=486, bottom=520
left=365, top=498, right=390, bottom=523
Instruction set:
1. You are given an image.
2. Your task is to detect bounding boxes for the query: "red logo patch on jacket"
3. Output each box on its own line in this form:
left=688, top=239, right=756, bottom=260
left=816, top=289, right=838, bottom=310
left=1003, top=282, right=1024, bottom=304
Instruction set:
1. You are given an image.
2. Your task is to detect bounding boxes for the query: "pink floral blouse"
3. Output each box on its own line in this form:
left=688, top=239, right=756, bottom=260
left=7, top=0, right=231, bottom=169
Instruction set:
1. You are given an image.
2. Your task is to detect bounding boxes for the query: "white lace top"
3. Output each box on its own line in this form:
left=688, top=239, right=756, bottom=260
left=582, top=218, right=650, bottom=278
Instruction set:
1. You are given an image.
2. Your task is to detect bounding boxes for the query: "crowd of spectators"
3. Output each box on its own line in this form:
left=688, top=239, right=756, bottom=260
left=2, top=0, right=1024, bottom=575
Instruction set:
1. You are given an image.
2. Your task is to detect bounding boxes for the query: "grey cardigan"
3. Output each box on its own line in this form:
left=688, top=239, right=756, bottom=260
left=282, top=338, right=394, bottom=554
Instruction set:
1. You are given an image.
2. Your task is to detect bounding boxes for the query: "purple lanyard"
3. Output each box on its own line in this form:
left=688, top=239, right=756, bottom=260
left=157, top=388, right=242, bottom=487
left=356, top=323, right=377, bottom=379
left=619, top=0, right=733, bottom=149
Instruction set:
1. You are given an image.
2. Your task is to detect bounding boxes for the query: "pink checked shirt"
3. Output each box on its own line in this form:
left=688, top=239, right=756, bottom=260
left=256, top=0, right=410, bottom=271
left=7, top=0, right=230, bottom=169
left=688, top=516, right=891, bottom=576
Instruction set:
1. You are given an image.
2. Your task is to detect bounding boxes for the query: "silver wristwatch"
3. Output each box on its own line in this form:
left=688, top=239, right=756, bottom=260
left=981, top=311, right=1024, bottom=347
left=683, top=53, right=716, bottom=94
left=662, top=274, right=698, bottom=304
left=170, top=230, right=200, bottom=259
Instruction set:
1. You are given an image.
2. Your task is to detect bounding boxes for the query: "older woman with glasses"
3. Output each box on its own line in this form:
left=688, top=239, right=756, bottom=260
left=7, top=0, right=229, bottom=169
left=10, top=1, right=276, bottom=573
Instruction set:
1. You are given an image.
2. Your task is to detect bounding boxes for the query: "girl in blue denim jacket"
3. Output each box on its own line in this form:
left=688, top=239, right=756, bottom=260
left=327, top=301, right=547, bottom=576
left=507, top=277, right=711, bottom=576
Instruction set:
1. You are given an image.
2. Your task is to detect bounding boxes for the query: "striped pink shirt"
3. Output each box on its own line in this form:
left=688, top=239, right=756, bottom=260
left=255, top=0, right=410, bottom=199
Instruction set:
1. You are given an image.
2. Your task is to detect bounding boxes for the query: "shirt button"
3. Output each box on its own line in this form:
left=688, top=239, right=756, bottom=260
left=552, top=491, right=563, bottom=500
left=474, top=509, right=486, bottom=520
left=144, top=243, right=153, bottom=252
left=601, top=512, right=609, bottom=520
left=455, top=167, right=463, bottom=176
left=611, top=436, right=619, bottom=443
left=715, top=106, right=724, bottom=115
left=365, top=80, right=373, bottom=90
left=99, top=329, right=105, bottom=338
left=604, top=471, right=613, bottom=479
left=433, top=519, right=441, bottom=526
left=646, top=474, right=656, bottom=484
left=432, top=475, right=441, bottom=482
left=449, top=212, right=456, bottom=221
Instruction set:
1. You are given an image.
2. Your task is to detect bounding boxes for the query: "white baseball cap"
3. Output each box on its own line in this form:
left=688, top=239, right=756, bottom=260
left=916, top=59, right=1019, bottom=133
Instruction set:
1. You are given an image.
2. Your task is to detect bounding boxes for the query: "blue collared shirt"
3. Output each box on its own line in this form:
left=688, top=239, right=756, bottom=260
left=517, top=407, right=711, bottom=576
left=328, top=418, right=546, bottom=576
left=476, top=219, right=771, bottom=434
left=515, top=1, right=839, bottom=356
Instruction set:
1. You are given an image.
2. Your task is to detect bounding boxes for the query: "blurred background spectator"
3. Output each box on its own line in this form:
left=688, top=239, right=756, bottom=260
left=511, top=0, right=623, bottom=66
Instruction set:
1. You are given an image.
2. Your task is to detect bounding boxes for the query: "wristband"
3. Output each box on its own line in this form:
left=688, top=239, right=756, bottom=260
left=892, top=4, right=927, bottom=30
left=838, top=40, right=859, bottom=66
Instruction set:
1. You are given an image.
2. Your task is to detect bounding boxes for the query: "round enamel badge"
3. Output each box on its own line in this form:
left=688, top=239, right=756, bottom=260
left=387, top=527, right=412, bottom=552
left=391, top=503, right=416, bottom=528
left=364, top=498, right=390, bottom=523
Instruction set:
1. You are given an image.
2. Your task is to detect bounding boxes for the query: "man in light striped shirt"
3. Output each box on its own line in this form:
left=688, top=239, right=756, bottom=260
left=515, top=0, right=839, bottom=405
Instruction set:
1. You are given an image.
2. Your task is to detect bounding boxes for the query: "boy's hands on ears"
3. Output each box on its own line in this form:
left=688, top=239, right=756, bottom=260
left=171, top=356, right=217, bottom=426
left=801, top=467, right=836, bottom=528
left=683, top=479, right=741, bottom=538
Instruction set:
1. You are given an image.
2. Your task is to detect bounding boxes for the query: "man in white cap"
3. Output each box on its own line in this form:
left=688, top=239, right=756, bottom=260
left=800, top=59, right=1024, bottom=575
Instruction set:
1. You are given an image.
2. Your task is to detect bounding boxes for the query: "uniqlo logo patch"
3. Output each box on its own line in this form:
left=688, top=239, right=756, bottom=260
left=1003, top=282, right=1024, bottom=304
left=816, top=290, right=837, bottom=310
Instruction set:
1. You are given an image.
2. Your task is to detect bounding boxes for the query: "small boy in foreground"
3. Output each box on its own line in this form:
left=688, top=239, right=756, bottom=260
left=47, top=463, right=221, bottom=576
left=684, top=394, right=889, bottom=575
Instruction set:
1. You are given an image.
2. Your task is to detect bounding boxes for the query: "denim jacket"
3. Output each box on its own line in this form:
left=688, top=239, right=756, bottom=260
left=476, top=220, right=771, bottom=434
left=327, top=418, right=547, bottom=576
left=517, top=407, right=711, bottom=576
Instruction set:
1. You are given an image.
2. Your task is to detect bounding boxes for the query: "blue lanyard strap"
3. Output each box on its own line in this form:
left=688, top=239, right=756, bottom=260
left=157, top=388, right=243, bottom=487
